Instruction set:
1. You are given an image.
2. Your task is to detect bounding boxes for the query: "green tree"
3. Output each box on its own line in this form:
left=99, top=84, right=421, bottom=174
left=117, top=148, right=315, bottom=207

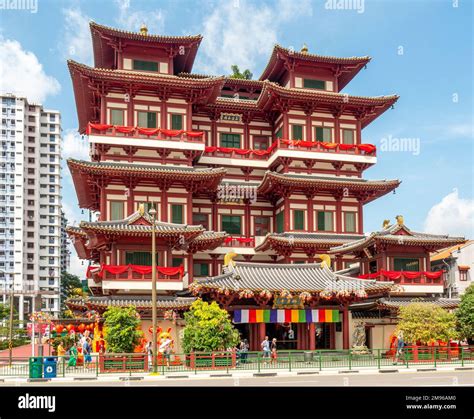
left=456, top=284, right=474, bottom=341
left=229, top=65, right=253, bottom=80
left=182, top=299, right=239, bottom=353
left=397, top=302, right=458, bottom=344
left=61, top=271, right=89, bottom=317
left=0, top=303, right=10, bottom=320
left=103, top=306, right=143, bottom=353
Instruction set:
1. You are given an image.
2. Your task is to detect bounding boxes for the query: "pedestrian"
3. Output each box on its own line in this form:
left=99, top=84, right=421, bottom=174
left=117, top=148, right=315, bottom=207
left=393, top=331, right=405, bottom=365
left=239, top=338, right=249, bottom=364
left=67, top=344, right=78, bottom=369
left=145, top=341, right=153, bottom=369
left=270, top=338, right=278, bottom=364
left=57, top=341, right=66, bottom=357
left=261, top=335, right=271, bottom=363
left=83, top=338, right=92, bottom=367
left=159, top=337, right=173, bottom=368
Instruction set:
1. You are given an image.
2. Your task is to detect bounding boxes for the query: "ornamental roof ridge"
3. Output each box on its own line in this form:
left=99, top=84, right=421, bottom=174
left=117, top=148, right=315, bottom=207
left=272, top=44, right=371, bottom=62
left=263, top=171, right=401, bottom=184
left=89, top=21, right=203, bottom=43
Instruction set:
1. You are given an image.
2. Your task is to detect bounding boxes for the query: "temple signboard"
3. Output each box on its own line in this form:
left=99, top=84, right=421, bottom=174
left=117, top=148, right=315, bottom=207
left=273, top=296, right=304, bottom=309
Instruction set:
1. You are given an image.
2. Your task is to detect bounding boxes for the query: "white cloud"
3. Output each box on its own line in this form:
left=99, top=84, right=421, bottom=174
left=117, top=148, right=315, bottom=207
left=0, top=37, right=60, bottom=103
left=61, top=7, right=93, bottom=65
left=114, top=0, right=165, bottom=33
left=195, top=0, right=312, bottom=75
left=424, top=189, right=474, bottom=238
left=62, top=129, right=90, bottom=161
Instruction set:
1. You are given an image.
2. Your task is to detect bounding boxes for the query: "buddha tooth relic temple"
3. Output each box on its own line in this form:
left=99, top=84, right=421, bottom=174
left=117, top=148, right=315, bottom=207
left=66, top=22, right=465, bottom=351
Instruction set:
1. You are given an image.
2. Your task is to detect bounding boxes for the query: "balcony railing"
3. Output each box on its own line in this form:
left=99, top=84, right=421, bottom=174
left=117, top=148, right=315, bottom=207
left=359, top=270, right=444, bottom=285
left=88, top=264, right=184, bottom=282
left=87, top=123, right=205, bottom=143
left=203, top=139, right=377, bottom=160
left=223, top=236, right=256, bottom=248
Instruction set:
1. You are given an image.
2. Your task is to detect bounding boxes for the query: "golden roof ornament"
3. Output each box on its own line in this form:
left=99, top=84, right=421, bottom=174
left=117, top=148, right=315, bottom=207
left=318, top=254, right=331, bottom=269
left=395, top=215, right=404, bottom=226
left=382, top=219, right=391, bottom=229
left=140, top=23, right=148, bottom=36
left=224, top=251, right=237, bottom=268
left=301, top=43, right=309, bottom=54
left=138, top=203, right=145, bottom=216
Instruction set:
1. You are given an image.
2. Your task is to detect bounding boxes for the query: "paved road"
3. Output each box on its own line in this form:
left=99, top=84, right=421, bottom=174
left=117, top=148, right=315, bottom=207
left=5, top=370, right=473, bottom=386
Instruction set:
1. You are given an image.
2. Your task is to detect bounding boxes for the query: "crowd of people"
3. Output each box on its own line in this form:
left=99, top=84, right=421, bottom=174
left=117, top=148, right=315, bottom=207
left=54, top=331, right=102, bottom=369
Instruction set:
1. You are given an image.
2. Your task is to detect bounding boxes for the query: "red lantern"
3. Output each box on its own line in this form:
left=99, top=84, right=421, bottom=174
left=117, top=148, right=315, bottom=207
left=85, top=324, right=92, bottom=331
left=78, top=323, right=86, bottom=333
left=55, top=324, right=64, bottom=333
left=66, top=324, right=75, bottom=332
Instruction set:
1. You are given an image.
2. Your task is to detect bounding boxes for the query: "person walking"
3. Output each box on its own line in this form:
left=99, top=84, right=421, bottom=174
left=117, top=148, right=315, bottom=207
left=145, top=341, right=153, bottom=369
left=261, top=336, right=271, bottom=363
left=159, top=337, right=173, bottom=368
left=83, top=337, right=92, bottom=368
left=270, top=338, right=278, bottom=364
left=67, top=343, right=78, bottom=369
left=239, top=339, right=249, bottom=364
left=393, top=331, right=405, bottom=365
left=57, top=342, right=66, bottom=357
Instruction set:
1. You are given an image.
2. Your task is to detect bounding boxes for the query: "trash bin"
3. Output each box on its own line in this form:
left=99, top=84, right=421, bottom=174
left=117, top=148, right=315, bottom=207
left=43, top=357, right=58, bottom=378
left=29, top=357, right=43, bottom=378
left=304, top=351, right=314, bottom=363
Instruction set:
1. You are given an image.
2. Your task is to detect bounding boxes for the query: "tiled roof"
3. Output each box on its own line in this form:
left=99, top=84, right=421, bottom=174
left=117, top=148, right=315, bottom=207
left=67, top=295, right=196, bottom=311
left=430, top=240, right=474, bottom=262
left=196, top=262, right=392, bottom=294
left=330, top=223, right=465, bottom=254
left=376, top=297, right=460, bottom=310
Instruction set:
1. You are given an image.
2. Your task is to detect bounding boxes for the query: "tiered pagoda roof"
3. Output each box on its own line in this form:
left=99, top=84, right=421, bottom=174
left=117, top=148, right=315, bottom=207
left=90, top=21, right=202, bottom=73
left=68, top=159, right=226, bottom=210
left=194, top=262, right=392, bottom=295
left=329, top=222, right=466, bottom=254
left=376, top=297, right=460, bottom=311
left=258, top=172, right=400, bottom=202
left=259, top=45, right=371, bottom=90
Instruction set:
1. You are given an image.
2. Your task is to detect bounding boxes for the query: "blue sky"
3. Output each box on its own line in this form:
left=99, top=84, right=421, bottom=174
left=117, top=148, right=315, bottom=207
left=0, top=0, right=472, bottom=276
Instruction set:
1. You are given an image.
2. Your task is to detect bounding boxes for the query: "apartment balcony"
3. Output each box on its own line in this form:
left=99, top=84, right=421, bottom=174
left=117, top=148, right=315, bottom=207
left=87, top=123, right=206, bottom=152
left=88, top=264, right=185, bottom=292
left=199, top=139, right=377, bottom=168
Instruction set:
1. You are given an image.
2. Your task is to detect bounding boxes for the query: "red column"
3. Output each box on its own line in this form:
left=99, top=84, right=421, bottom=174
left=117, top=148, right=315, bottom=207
left=334, top=116, right=340, bottom=144
left=187, top=254, right=194, bottom=284
left=127, top=185, right=134, bottom=216
left=186, top=102, right=193, bottom=131
left=305, top=112, right=312, bottom=142
left=282, top=112, right=289, bottom=139
left=309, top=323, right=316, bottom=350
left=186, top=193, right=193, bottom=225
left=211, top=119, right=217, bottom=147
left=212, top=200, right=218, bottom=231
left=161, top=100, right=167, bottom=129
left=161, top=188, right=168, bottom=222
left=307, top=194, right=314, bottom=231
left=100, top=95, right=106, bottom=124
left=357, top=201, right=364, bottom=233
left=244, top=122, right=250, bottom=149
left=335, top=197, right=342, bottom=233
left=110, top=243, right=117, bottom=265
left=259, top=323, right=266, bottom=342
left=127, top=94, right=134, bottom=127
left=100, top=185, right=107, bottom=221
left=245, top=201, right=251, bottom=238
left=342, top=306, right=350, bottom=349
left=283, top=196, right=290, bottom=232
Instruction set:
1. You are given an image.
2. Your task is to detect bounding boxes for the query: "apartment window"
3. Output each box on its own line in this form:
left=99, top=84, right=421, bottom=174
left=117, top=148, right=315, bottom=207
left=171, top=114, right=183, bottom=130
left=393, top=258, right=420, bottom=272
left=137, top=111, right=157, bottom=128
left=344, top=212, right=356, bottom=233
left=317, top=211, right=334, bottom=232
left=303, top=79, right=326, bottom=90
left=253, top=136, right=269, bottom=150
left=110, top=201, right=124, bottom=220
left=342, top=129, right=355, bottom=145
left=193, top=263, right=209, bottom=277
left=192, top=213, right=209, bottom=229
left=292, top=124, right=303, bottom=140
left=276, top=211, right=284, bottom=233
left=315, top=127, right=332, bottom=143
left=459, top=268, right=468, bottom=281
left=171, top=204, right=184, bottom=224
left=132, top=59, right=159, bottom=72
left=220, top=133, right=241, bottom=148
left=110, top=109, right=124, bottom=126
left=293, top=210, right=305, bottom=230
left=254, top=216, right=270, bottom=236
left=222, top=215, right=242, bottom=235
left=125, top=251, right=158, bottom=266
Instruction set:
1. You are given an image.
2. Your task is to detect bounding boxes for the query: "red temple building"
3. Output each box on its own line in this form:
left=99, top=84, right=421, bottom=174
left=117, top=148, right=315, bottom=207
left=66, top=22, right=464, bottom=351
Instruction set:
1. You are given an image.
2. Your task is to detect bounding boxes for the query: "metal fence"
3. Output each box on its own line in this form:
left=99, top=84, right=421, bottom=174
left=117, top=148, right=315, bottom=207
left=0, top=346, right=472, bottom=378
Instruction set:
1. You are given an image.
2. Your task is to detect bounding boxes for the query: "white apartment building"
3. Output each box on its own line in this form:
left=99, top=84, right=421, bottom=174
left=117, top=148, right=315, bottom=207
left=0, top=94, right=62, bottom=319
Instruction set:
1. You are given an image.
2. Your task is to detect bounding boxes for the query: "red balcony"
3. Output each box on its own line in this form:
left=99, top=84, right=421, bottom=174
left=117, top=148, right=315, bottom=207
left=223, top=236, right=256, bottom=248
left=87, top=264, right=184, bottom=282
left=359, top=270, right=444, bottom=285
left=86, top=123, right=205, bottom=144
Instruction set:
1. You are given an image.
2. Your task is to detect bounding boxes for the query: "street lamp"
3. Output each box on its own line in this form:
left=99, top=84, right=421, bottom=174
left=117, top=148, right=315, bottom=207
left=149, top=206, right=158, bottom=374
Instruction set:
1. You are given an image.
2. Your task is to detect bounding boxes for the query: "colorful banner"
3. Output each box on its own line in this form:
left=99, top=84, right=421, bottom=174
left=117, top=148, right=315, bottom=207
left=233, top=309, right=340, bottom=324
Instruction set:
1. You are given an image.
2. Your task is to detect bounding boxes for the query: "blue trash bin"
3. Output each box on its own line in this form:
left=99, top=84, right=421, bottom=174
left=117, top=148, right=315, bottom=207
left=43, top=357, right=58, bottom=378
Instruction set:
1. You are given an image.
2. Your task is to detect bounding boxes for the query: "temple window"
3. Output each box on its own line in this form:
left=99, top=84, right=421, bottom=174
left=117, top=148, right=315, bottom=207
left=275, top=127, right=283, bottom=139
left=125, top=251, right=158, bottom=266
left=253, top=136, right=270, bottom=150
left=171, top=114, right=183, bottom=130
left=172, top=257, right=184, bottom=267
left=303, top=78, right=326, bottom=90
left=193, top=263, right=209, bottom=277
left=141, top=202, right=156, bottom=214
left=315, top=127, right=332, bottom=143
left=171, top=204, right=184, bottom=224
left=292, top=124, right=303, bottom=140
left=254, top=216, right=270, bottom=236
left=137, top=111, right=157, bottom=128
left=293, top=210, right=305, bottom=230
left=276, top=211, right=284, bottom=233
left=110, top=201, right=124, bottom=220
left=344, top=212, right=356, bottom=232
left=393, top=257, right=420, bottom=271
left=110, top=109, right=124, bottom=125
left=369, top=260, right=378, bottom=273
left=132, top=59, right=159, bottom=72
left=342, top=129, right=355, bottom=144
left=220, top=133, right=241, bottom=148
left=222, top=215, right=242, bottom=234
left=459, top=269, right=468, bottom=281
left=193, top=213, right=209, bottom=229
left=317, top=211, right=334, bottom=232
